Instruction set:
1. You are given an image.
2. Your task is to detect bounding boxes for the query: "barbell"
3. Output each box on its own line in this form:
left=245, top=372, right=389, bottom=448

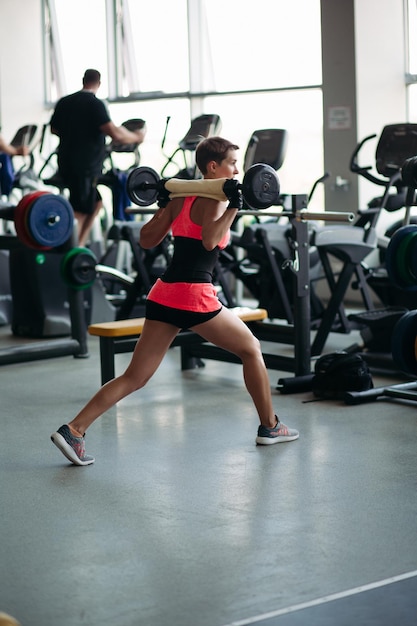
left=60, top=247, right=136, bottom=291
left=126, top=163, right=281, bottom=210
left=0, top=191, right=74, bottom=250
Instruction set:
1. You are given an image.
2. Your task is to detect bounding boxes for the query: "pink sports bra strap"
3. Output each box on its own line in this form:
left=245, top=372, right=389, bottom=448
left=171, top=196, right=230, bottom=249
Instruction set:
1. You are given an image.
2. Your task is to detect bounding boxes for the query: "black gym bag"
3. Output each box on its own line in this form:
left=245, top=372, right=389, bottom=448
left=312, top=351, right=374, bottom=400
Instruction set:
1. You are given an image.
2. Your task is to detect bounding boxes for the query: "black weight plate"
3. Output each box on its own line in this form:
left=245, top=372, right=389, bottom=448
left=406, top=229, right=417, bottom=281
left=127, top=166, right=160, bottom=206
left=391, top=310, right=417, bottom=375
left=28, top=194, right=74, bottom=248
left=61, top=247, right=82, bottom=287
left=385, top=225, right=417, bottom=291
left=61, top=247, right=97, bottom=290
left=396, top=231, right=417, bottom=285
left=242, top=163, right=280, bottom=210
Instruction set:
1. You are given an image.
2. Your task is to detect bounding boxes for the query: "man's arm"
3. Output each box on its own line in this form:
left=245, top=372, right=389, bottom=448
left=0, top=134, right=29, bottom=156
left=100, top=120, right=146, bottom=146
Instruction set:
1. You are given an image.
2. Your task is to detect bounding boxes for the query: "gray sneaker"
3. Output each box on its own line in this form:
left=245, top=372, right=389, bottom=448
left=51, top=425, right=95, bottom=465
left=256, top=418, right=299, bottom=445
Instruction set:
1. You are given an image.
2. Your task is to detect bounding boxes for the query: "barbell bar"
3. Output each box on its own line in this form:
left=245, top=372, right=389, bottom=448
left=125, top=206, right=355, bottom=223
left=126, top=163, right=281, bottom=210
left=60, top=247, right=136, bottom=291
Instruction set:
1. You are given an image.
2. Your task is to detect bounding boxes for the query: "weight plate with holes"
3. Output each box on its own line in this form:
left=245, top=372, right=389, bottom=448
left=127, top=166, right=160, bottom=206
left=241, top=163, right=280, bottom=210
left=27, top=194, right=74, bottom=248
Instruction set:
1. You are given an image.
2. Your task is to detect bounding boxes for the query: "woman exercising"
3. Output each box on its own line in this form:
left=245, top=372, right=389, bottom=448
left=51, top=136, right=299, bottom=465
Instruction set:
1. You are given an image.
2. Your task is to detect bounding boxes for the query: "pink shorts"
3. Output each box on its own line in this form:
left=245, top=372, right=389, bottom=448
left=147, top=279, right=222, bottom=313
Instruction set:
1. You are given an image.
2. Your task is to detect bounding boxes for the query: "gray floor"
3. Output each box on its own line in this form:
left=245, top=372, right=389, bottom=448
left=1, top=327, right=417, bottom=626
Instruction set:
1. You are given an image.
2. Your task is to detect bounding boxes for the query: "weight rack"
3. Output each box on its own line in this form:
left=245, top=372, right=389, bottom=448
left=0, top=201, right=90, bottom=366
left=127, top=195, right=354, bottom=384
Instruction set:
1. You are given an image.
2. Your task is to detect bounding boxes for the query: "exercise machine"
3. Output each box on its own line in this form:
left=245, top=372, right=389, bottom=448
left=124, top=164, right=354, bottom=379
left=349, top=122, right=417, bottom=309
left=0, top=193, right=91, bottom=365
left=160, top=114, right=222, bottom=179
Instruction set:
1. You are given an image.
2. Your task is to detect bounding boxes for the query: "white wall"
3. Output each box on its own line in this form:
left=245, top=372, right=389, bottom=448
left=0, top=0, right=46, bottom=142
left=354, top=0, right=407, bottom=210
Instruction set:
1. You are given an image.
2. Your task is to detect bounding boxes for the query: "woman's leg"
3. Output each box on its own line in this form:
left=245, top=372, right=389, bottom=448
left=68, top=320, right=180, bottom=435
left=192, top=308, right=276, bottom=428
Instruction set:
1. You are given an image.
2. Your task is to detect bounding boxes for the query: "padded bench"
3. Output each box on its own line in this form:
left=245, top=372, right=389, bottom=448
left=88, top=306, right=268, bottom=385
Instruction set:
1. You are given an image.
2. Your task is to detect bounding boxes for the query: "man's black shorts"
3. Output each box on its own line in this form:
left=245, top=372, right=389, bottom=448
left=63, top=173, right=102, bottom=216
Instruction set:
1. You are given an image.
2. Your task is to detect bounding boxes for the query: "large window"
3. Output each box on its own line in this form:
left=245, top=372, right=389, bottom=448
left=125, top=0, right=189, bottom=95
left=406, top=0, right=417, bottom=119
left=202, top=0, right=322, bottom=92
left=43, top=0, right=108, bottom=101
left=43, top=0, right=323, bottom=207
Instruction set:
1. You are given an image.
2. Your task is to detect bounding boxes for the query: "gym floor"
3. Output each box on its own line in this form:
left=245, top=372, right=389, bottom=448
left=1, top=325, right=417, bottom=626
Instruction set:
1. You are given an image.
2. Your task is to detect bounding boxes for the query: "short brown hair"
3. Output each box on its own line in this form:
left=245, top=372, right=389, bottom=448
left=195, top=136, right=239, bottom=175
left=83, top=69, right=101, bottom=86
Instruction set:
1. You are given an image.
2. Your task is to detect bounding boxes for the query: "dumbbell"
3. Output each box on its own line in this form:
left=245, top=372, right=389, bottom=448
left=126, top=163, right=280, bottom=210
left=0, top=191, right=74, bottom=250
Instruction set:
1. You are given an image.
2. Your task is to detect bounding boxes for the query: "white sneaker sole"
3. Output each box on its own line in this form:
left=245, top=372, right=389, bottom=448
left=51, top=432, right=95, bottom=466
left=256, top=433, right=299, bottom=445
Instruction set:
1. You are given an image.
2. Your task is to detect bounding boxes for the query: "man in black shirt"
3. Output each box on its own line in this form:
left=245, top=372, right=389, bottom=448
left=50, top=69, right=146, bottom=245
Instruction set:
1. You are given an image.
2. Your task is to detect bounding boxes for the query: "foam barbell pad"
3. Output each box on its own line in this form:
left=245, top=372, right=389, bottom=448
left=165, top=177, right=228, bottom=202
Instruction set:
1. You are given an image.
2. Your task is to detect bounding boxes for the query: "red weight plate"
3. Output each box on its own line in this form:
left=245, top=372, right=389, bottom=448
left=15, top=191, right=50, bottom=250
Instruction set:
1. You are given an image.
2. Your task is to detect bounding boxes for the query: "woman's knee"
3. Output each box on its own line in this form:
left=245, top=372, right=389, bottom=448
left=120, top=368, right=150, bottom=393
left=238, top=334, right=263, bottom=360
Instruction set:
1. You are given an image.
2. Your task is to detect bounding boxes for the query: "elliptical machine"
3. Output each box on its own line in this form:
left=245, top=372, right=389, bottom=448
left=349, top=122, right=417, bottom=309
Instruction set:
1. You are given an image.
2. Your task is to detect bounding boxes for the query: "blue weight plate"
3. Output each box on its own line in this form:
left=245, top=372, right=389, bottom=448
left=27, top=194, right=74, bottom=248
